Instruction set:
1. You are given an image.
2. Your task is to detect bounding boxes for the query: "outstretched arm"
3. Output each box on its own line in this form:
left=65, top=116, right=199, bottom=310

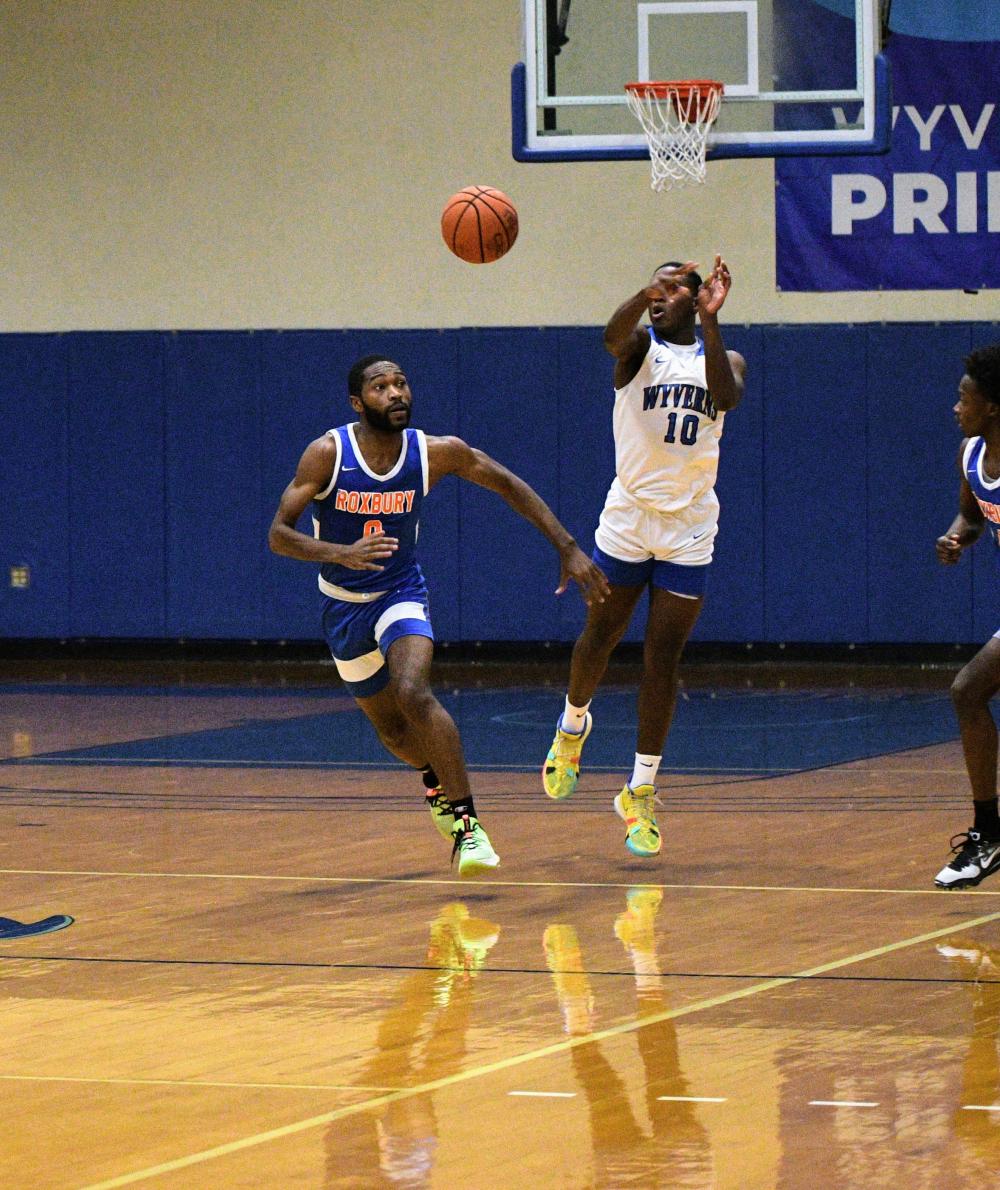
left=937, top=441, right=985, bottom=564
left=698, top=253, right=745, bottom=412
left=268, top=437, right=399, bottom=572
left=427, top=436, right=609, bottom=605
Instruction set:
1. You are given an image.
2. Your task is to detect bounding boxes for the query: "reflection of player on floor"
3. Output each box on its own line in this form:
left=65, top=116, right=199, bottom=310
left=0, top=915, right=73, bottom=940
left=270, top=356, right=608, bottom=877
left=326, top=902, right=500, bottom=1188
left=937, top=939, right=1000, bottom=1168
left=543, top=889, right=714, bottom=1184
left=935, top=345, right=1000, bottom=889
left=543, top=257, right=746, bottom=858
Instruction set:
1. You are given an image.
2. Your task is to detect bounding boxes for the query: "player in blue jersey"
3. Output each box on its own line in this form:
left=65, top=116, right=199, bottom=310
left=269, top=355, right=609, bottom=877
left=542, top=257, right=746, bottom=859
left=935, top=343, right=1000, bottom=889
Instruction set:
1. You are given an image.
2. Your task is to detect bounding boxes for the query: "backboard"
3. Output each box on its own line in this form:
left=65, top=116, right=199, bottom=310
left=513, top=0, right=891, bottom=162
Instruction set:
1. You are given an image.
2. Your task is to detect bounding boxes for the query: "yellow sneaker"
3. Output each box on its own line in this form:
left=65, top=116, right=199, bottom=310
left=450, top=815, right=500, bottom=877
left=542, top=713, right=592, bottom=800
left=613, top=784, right=662, bottom=857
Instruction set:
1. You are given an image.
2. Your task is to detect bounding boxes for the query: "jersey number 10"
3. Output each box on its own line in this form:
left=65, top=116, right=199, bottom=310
left=664, top=412, right=699, bottom=446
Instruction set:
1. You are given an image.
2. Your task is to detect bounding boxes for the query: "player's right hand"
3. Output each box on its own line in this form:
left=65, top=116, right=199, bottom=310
left=643, top=261, right=699, bottom=300
left=338, top=532, right=399, bottom=571
left=936, top=532, right=963, bottom=564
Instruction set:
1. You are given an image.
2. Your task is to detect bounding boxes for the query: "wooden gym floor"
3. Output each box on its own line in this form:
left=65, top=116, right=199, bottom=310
left=1, top=655, right=999, bottom=1189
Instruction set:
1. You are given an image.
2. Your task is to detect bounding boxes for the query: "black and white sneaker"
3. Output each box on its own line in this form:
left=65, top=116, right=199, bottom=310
left=934, top=830, right=1000, bottom=889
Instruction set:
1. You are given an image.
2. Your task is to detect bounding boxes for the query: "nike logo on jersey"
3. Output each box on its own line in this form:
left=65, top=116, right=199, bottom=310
left=341, top=466, right=357, bottom=471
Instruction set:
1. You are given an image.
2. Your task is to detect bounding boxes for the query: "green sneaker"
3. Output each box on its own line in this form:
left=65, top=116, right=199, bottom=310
left=542, top=712, right=592, bottom=800
left=613, top=784, right=662, bottom=857
left=450, top=815, right=500, bottom=878
left=425, top=787, right=455, bottom=842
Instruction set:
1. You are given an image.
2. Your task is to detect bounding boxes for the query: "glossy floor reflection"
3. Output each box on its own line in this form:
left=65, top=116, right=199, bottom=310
left=1, top=665, right=999, bottom=1187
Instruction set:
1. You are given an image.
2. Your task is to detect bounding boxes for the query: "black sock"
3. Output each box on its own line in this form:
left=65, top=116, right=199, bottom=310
left=973, top=798, right=1000, bottom=838
left=449, top=796, right=476, bottom=821
left=420, top=765, right=440, bottom=791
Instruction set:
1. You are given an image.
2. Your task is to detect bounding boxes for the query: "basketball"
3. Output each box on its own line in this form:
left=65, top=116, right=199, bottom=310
left=441, top=186, right=519, bottom=264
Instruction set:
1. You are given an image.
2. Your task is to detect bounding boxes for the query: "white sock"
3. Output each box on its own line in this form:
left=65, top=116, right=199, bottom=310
left=630, top=753, right=661, bottom=790
left=560, top=697, right=591, bottom=735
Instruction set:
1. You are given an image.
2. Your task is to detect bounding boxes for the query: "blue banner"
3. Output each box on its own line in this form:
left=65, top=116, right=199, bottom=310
left=776, top=33, right=1000, bottom=291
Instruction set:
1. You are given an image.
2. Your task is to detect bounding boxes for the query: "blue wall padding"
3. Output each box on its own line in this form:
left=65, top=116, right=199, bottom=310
left=456, top=328, right=564, bottom=641
left=692, top=326, right=766, bottom=643
left=1, top=322, right=996, bottom=644
left=0, top=335, right=70, bottom=636
left=165, top=332, right=264, bottom=637
left=67, top=333, right=167, bottom=636
left=866, top=323, right=975, bottom=642
left=762, top=326, right=869, bottom=641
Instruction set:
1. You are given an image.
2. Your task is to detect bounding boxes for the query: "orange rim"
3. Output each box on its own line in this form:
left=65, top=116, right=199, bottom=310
left=625, top=79, right=723, bottom=101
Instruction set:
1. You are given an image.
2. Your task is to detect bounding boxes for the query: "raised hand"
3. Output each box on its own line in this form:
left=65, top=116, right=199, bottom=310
left=643, top=260, right=700, bottom=301
left=697, top=253, right=732, bottom=316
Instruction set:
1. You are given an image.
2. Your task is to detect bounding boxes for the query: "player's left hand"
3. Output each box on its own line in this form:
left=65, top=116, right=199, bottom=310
left=556, top=546, right=610, bottom=605
left=697, top=253, right=732, bottom=316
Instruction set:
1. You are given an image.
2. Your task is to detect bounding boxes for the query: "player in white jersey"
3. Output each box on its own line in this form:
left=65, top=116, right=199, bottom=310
left=542, top=257, right=746, bottom=858
left=934, top=343, right=1000, bottom=889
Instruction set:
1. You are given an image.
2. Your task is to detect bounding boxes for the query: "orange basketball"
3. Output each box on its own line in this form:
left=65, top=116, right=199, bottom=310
left=441, top=186, right=519, bottom=264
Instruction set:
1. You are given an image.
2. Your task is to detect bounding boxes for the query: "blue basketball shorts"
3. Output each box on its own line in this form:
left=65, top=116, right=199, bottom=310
left=592, top=544, right=709, bottom=599
left=321, top=570, right=434, bottom=698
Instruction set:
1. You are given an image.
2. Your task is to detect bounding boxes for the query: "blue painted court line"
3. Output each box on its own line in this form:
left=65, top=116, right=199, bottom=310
left=0, top=687, right=958, bottom=777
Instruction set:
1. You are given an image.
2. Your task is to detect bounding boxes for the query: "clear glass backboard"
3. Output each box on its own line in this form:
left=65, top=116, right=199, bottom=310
left=512, top=0, right=891, bottom=161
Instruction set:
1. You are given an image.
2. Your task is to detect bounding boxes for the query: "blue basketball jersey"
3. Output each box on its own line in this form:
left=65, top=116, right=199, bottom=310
left=312, top=424, right=428, bottom=598
left=963, top=436, right=1000, bottom=562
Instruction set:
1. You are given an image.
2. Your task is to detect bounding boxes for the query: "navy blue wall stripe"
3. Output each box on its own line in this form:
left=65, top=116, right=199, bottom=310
left=0, top=324, right=995, bottom=644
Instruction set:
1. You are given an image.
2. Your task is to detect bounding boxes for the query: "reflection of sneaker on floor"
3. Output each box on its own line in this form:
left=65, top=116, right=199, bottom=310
left=427, top=903, right=501, bottom=974
left=543, top=713, right=592, bottom=800
left=614, top=887, right=664, bottom=952
left=937, top=941, right=1000, bottom=981
left=450, top=815, right=500, bottom=878
left=543, top=924, right=595, bottom=1035
left=934, top=830, right=1000, bottom=889
left=376, top=1119, right=437, bottom=1188
left=615, top=887, right=664, bottom=992
left=425, top=787, right=454, bottom=843
left=427, top=902, right=501, bottom=1005
left=614, top=784, right=662, bottom=857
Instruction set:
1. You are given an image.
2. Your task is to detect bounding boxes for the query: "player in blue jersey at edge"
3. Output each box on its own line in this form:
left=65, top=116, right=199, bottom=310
left=542, top=256, right=746, bottom=858
left=935, top=344, right=1000, bottom=889
left=269, top=355, right=609, bottom=877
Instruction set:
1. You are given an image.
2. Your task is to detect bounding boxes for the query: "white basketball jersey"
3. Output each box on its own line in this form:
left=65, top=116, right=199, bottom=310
left=610, top=330, right=724, bottom=515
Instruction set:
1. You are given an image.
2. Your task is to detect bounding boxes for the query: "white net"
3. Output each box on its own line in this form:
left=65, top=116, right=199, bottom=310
left=625, top=81, right=723, bottom=192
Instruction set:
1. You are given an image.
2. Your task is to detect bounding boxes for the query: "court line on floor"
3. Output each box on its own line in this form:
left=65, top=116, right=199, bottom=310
left=81, top=906, right=1000, bottom=1189
left=0, top=1073, right=393, bottom=1093
left=3, top=866, right=1000, bottom=897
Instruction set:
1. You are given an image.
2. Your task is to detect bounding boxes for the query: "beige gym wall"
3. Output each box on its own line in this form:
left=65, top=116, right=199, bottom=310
left=2, top=0, right=993, bottom=331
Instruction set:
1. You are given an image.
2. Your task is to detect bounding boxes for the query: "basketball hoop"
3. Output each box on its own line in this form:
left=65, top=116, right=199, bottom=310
left=624, top=80, right=724, bottom=192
